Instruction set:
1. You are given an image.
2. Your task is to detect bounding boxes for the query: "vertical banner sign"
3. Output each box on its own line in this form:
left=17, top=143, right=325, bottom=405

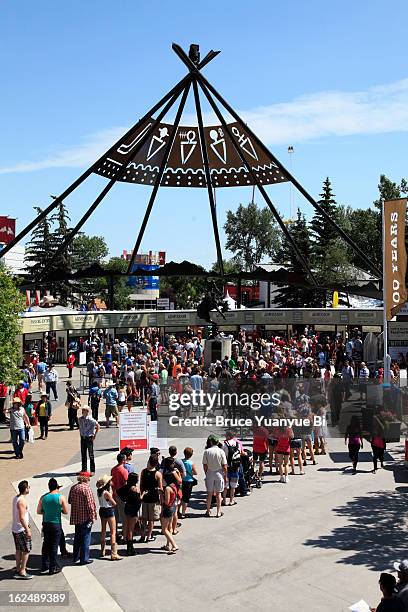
left=119, top=411, right=148, bottom=451
left=384, top=198, right=407, bottom=320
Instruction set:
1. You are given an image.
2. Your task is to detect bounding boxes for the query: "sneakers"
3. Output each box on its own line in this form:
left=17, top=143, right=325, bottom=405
left=15, top=572, right=33, bottom=580
left=40, top=567, right=49, bottom=574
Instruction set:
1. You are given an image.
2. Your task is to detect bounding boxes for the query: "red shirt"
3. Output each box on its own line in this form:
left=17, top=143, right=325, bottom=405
left=253, top=426, right=269, bottom=453
left=67, top=354, right=75, bottom=369
left=14, top=388, right=28, bottom=403
left=0, top=383, right=8, bottom=398
left=110, top=464, right=128, bottom=498
left=68, top=482, right=97, bottom=525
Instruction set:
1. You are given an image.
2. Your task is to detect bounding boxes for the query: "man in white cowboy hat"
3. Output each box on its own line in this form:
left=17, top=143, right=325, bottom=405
left=78, top=406, right=100, bottom=475
left=10, top=398, right=31, bottom=459
left=103, top=381, right=119, bottom=428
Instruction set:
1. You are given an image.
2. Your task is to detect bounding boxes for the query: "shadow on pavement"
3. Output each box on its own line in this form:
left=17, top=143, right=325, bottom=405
left=304, top=486, right=408, bottom=571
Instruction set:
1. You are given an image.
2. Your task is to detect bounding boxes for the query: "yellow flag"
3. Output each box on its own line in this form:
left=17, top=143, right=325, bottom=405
left=332, top=291, right=339, bottom=308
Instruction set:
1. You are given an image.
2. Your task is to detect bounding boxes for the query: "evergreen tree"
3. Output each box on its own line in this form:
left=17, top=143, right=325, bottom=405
left=24, top=207, right=54, bottom=278
left=310, top=177, right=339, bottom=256
left=274, top=210, right=316, bottom=307
left=310, top=178, right=353, bottom=306
left=48, top=202, right=73, bottom=305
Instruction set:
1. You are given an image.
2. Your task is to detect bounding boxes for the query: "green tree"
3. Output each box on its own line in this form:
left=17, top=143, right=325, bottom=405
left=338, top=205, right=381, bottom=271
left=274, top=210, right=317, bottom=307
left=310, top=177, right=339, bottom=257
left=24, top=207, right=53, bottom=278
left=48, top=202, right=73, bottom=304
left=224, top=202, right=281, bottom=271
left=0, top=268, right=25, bottom=385
left=71, top=235, right=109, bottom=302
left=160, top=274, right=207, bottom=309
left=209, top=256, right=244, bottom=293
left=103, top=257, right=133, bottom=310
left=310, top=178, right=353, bottom=306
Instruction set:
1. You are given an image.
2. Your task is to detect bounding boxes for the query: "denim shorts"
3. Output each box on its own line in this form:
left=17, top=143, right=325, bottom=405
left=99, top=507, right=115, bottom=519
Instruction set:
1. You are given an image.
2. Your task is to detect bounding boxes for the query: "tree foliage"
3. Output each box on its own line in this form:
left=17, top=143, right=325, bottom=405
left=71, top=235, right=109, bottom=302
left=24, top=206, right=54, bottom=279
left=224, top=202, right=281, bottom=271
left=0, top=268, right=25, bottom=385
left=274, top=210, right=317, bottom=307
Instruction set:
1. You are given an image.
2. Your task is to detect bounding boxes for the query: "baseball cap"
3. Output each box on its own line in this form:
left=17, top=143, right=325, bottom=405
left=394, top=560, right=408, bottom=573
left=78, top=471, right=92, bottom=478
left=48, top=478, right=61, bottom=490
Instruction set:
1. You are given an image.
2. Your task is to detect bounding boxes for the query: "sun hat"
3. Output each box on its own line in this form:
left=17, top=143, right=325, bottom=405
left=96, top=474, right=112, bottom=488
left=394, top=560, right=408, bottom=574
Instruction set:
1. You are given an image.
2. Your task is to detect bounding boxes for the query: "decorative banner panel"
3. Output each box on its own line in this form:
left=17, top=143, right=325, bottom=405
left=94, top=119, right=288, bottom=188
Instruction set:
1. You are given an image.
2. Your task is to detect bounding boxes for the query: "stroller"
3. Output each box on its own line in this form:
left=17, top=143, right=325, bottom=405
left=241, top=450, right=262, bottom=491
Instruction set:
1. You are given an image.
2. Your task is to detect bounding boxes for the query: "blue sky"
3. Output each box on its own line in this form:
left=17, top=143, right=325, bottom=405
left=1, top=0, right=408, bottom=267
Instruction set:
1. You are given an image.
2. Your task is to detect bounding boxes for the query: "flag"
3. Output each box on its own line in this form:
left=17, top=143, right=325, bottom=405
left=0, top=217, right=16, bottom=244
left=384, top=198, right=407, bottom=320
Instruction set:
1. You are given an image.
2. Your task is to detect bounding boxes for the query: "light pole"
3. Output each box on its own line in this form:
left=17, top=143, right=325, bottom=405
left=288, top=146, right=294, bottom=220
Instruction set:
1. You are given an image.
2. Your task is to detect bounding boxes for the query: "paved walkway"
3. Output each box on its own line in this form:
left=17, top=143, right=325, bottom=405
left=1, top=375, right=407, bottom=612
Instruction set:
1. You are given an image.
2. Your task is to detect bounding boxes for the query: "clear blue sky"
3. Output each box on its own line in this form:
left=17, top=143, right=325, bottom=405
left=1, top=0, right=407, bottom=267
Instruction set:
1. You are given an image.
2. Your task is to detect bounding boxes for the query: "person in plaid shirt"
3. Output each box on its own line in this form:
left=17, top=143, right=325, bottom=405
left=68, top=472, right=97, bottom=565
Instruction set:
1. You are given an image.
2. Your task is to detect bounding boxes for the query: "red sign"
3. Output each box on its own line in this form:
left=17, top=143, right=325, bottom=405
left=0, top=217, right=16, bottom=244
left=119, top=411, right=148, bottom=451
left=158, top=251, right=166, bottom=265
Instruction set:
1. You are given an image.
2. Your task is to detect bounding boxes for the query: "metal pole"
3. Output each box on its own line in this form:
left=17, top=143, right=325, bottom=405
left=172, top=43, right=382, bottom=278
left=2, top=48, right=220, bottom=260
left=196, top=79, right=318, bottom=286
left=0, top=74, right=201, bottom=260
left=126, top=79, right=192, bottom=273
left=192, top=78, right=224, bottom=276
left=44, top=83, right=187, bottom=277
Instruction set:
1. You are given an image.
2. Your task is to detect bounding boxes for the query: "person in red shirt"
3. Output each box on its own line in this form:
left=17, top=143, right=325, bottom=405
left=14, top=383, right=28, bottom=405
left=0, top=383, right=9, bottom=423
left=110, top=453, right=128, bottom=543
left=252, top=425, right=269, bottom=479
left=273, top=423, right=294, bottom=483
left=66, top=352, right=75, bottom=379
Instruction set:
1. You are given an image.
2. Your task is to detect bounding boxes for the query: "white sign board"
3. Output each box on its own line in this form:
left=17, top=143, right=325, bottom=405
left=148, top=420, right=168, bottom=450
left=156, top=298, right=170, bottom=310
left=119, top=411, right=148, bottom=451
left=79, top=351, right=87, bottom=366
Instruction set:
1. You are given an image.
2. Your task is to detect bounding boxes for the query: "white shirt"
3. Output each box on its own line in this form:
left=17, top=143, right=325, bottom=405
left=202, top=446, right=227, bottom=472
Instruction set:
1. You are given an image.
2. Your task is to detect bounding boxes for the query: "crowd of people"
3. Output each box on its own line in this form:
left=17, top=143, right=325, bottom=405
left=3, top=324, right=407, bottom=611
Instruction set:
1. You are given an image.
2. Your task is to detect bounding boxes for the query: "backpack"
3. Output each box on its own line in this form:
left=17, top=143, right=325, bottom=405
left=225, top=441, right=241, bottom=470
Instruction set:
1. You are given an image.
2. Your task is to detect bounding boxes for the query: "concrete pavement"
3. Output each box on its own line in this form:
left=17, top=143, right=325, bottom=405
left=1, top=372, right=407, bottom=611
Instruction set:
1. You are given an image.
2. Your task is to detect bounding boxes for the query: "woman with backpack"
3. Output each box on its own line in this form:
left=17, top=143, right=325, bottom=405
left=160, top=470, right=179, bottom=554
left=222, top=432, right=242, bottom=506
left=345, top=415, right=363, bottom=474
